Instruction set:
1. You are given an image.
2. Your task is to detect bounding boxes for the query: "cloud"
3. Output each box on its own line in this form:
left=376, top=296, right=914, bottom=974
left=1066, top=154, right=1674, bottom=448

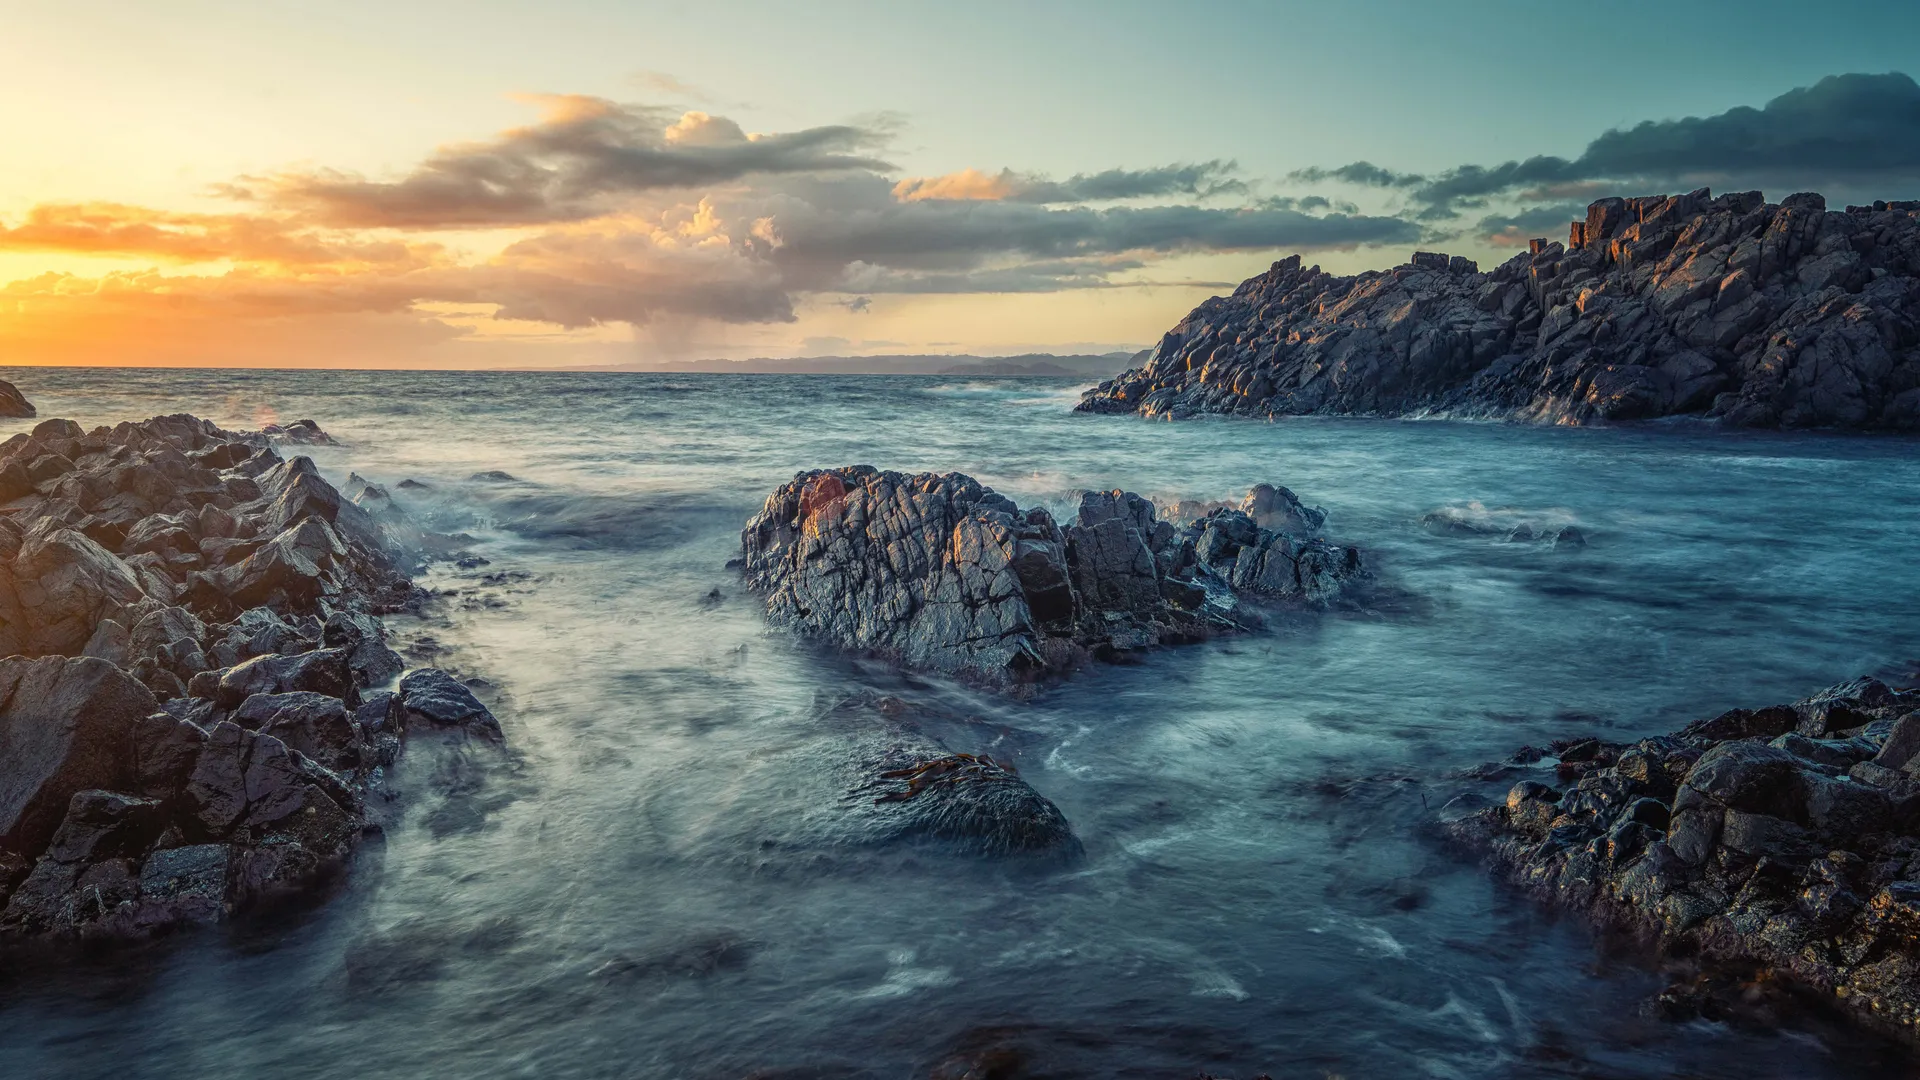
left=262, top=95, right=895, bottom=228
left=1469, top=203, right=1590, bottom=248
left=1299, top=72, right=1920, bottom=219
left=762, top=193, right=1420, bottom=286
left=1, top=90, right=1433, bottom=366
left=892, top=160, right=1241, bottom=203
left=0, top=203, right=433, bottom=267
left=1286, top=161, right=1424, bottom=189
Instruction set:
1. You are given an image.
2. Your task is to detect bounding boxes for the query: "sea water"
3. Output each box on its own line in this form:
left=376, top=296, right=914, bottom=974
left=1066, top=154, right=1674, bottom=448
left=2, top=367, right=1918, bottom=1078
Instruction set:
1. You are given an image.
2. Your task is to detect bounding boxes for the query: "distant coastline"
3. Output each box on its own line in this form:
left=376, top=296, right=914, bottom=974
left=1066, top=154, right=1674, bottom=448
left=562, top=351, right=1148, bottom=378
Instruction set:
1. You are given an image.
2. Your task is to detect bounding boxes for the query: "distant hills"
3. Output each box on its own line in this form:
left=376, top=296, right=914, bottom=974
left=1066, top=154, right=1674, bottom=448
left=578, top=351, right=1147, bottom=377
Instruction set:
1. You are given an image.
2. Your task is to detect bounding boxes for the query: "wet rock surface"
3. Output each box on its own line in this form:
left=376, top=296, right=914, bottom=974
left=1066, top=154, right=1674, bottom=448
left=0, top=412, right=503, bottom=943
left=0, top=379, right=34, bottom=419
left=1447, top=676, right=1920, bottom=1036
left=1078, top=192, right=1920, bottom=429
left=832, top=695, right=1081, bottom=860
left=741, top=467, right=1366, bottom=685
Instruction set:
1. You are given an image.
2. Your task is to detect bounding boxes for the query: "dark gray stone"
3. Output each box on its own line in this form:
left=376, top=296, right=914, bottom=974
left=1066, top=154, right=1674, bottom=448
left=1079, top=194, right=1920, bottom=431
left=397, top=669, right=501, bottom=739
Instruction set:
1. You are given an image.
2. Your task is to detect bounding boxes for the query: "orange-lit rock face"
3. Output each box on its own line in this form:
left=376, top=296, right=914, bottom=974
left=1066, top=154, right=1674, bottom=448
left=797, top=473, right=848, bottom=530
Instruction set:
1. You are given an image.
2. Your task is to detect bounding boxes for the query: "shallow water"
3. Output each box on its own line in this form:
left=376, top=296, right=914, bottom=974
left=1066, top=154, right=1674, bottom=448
left=3, top=367, right=1919, bottom=1078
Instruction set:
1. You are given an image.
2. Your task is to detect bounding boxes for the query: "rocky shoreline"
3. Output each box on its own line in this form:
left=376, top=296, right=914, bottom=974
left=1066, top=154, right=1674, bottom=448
left=0, top=412, right=501, bottom=942
left=1445, top=676, right=1920, bottom=1036
left=1078, top=191, right=1920, bottom=429
left=740, top=466, right=1366, bottom=687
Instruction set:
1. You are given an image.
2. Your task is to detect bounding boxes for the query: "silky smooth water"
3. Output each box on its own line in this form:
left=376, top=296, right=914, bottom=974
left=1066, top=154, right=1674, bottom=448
left=3, top=367, right=1919, bottom=1079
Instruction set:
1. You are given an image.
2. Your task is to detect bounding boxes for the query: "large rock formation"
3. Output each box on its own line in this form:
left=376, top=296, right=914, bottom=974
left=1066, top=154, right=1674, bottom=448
left=0, top=379, right=33, bottom=419
left=740, top=467, right=1364, bottom=685
left=1447, top=677, right=1920, bottom=1034
left=0, top=413, right=500, bottom=941
left=1078, top=192, right=1920, bottom=429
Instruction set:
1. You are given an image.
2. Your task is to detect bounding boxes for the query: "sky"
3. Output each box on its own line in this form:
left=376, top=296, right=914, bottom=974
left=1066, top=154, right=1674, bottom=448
left=2, top=0, right=1918, bottom=369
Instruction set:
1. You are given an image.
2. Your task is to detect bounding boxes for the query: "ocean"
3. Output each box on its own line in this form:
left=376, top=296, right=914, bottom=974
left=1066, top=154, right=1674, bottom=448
left=2, top=366, right=1917, bottom=1078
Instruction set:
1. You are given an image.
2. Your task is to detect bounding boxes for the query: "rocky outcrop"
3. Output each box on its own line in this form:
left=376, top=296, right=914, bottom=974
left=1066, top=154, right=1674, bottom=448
left=0, top=412, right=500, bottom=942
left=1447, top=676, right=1920, bottom=1035
left=0, top=380, right=33, bottom=419
left=740, top=467, right=1364, bottom=685
left=1078, top=192, right=1920, bottom=429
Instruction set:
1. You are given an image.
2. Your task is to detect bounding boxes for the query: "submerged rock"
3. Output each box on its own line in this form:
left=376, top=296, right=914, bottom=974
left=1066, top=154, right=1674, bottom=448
left=396, top=668, right=502, bottom=741
left=0, top=410, right=502, bottom=944
left=261, top=419, right=336, bottom=446
left=740, top=466, right=1365, bottom=685
left=1078, top=192, right=1920, bottom=430
left=831, top=696, right=1081, bottom=859
left=1447, top=676, right=1920, bottom=1035
left=0, top=379, right=34, bottom=419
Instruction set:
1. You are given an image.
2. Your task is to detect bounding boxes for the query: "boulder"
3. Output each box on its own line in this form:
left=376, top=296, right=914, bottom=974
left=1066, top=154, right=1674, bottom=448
left=0, top=379, right=34, bottom=419
left=0, top=526, right=155, bottom=657
left=210, top=647, right=357, bottom=709
left=0, top=657, right=157, bottom=855
left=396, top=668, right=501, bottom=739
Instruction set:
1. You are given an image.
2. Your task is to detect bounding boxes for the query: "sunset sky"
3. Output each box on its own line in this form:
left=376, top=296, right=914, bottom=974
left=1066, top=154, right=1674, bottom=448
left=4, top=0, right=1917, bottom=369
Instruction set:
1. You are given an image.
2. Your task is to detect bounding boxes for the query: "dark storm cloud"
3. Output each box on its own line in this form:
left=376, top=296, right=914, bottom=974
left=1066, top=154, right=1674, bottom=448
left=765, top=196, right=1422, bottom=279
left=1012, top=161, right=1246, bottom=203
left=1300, top=72, right=1920, bottom=219
left=1286, top=161, right=1425, bottom=189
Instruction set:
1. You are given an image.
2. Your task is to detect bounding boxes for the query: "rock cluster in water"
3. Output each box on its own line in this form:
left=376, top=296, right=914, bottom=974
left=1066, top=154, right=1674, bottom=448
left=1448, top=676, right=1920, bottom=1033
left=1078, top=192, right=1920, bottom=429
left=0, top=413, right=497, bottom=941
left=741, top=466, right=1364, bottom=686
left=0, top=379, right=34, bottom=419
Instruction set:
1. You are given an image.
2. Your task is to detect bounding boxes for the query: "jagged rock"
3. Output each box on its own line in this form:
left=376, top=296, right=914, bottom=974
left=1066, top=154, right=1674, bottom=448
left=396, top=668, right=502, bottom=739
left=1448, top=677, right=1920, bottom=1035
left=0, top=524, right=157, bottom=658
left=231, top=692, right=364, bottom=776
left=1239, top=482, right=1325, bottom=536
left=0, top=379, right=34, bottom=419
left=260, top=419, right=335, bottom=446
left=0, top=411, right=500, bottom=944
left=210, top=647, right=357, bottom=709
left=0, top=658, right=157, bottom=857
left=741, top=467, right=1366, bottom=685
left=323, top=610, right=404, bottom=688
left=1079, top=193, right=1920, bottom=429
